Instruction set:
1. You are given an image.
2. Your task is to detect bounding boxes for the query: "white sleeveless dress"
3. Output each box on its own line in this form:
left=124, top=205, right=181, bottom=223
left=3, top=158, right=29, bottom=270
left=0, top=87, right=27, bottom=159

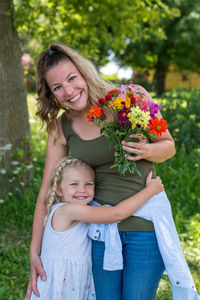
left=30, top=203, right=96, bottom=300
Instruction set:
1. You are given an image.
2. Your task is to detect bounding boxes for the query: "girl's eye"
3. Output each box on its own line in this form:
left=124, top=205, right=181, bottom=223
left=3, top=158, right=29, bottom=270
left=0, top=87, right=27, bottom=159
left=70, top=183, right=78, bottom=186
left=86, top=183, right=94, bottom=186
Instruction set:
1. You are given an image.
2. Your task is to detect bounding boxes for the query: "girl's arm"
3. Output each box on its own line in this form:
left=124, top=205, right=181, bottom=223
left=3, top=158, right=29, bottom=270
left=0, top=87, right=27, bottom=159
left=122, top=85, right=176, bottom=163
left=59, top=172, right=163, bottom=225
left=27, top=117, right=68, bottom=299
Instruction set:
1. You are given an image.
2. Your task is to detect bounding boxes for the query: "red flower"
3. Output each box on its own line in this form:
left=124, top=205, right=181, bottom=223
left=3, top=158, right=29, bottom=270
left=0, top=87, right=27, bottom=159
left=130, top=95, right=140, bottom=105
left=105, top=94, right=112, bottom=101
left=148, top=117, right=168, bottom=136
left=87, top=105, right=102, bottom=121
left=98, top=98, right=106, bottom=105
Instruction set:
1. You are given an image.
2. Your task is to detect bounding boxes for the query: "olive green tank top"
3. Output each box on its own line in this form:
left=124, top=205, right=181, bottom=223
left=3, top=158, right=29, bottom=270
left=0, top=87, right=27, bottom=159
left=61, top=112, right=154, bottom=231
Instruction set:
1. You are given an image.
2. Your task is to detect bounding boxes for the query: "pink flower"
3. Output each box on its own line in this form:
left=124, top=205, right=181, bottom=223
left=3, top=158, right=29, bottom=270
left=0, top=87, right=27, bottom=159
left=127, top=83, right=139, bottom=93
left=139, top=100, right=149, bottom=112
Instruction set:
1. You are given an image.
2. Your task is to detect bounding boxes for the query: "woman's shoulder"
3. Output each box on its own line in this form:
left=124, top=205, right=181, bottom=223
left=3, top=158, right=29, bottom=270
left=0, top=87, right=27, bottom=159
left=55, top=113, right=70, bottom=145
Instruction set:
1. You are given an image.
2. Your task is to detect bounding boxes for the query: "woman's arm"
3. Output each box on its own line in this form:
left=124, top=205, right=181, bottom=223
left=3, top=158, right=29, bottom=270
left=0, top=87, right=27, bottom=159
left=122, top=85, right=176, bottom=163
left=27, top=117, right=68, bottom=298
left=60, top=172, right=163, bottom=225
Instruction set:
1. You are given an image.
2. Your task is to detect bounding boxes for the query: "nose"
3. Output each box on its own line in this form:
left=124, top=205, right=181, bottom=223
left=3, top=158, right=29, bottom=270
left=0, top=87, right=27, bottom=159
left=79, top=184, right=86, bottom=193
left=63, top=82, right=73, bottom=96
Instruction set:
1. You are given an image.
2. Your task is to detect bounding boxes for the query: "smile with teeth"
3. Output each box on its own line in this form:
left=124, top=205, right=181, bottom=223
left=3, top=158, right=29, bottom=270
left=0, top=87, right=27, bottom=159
left=75, top=195, right=88, bottom=200
left=69, top=93, right=81, bottom=103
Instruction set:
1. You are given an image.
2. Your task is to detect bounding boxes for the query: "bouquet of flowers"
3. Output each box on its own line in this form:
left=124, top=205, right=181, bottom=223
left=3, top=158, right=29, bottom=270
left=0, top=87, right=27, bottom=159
left=87, top=83, right=168, bottom=176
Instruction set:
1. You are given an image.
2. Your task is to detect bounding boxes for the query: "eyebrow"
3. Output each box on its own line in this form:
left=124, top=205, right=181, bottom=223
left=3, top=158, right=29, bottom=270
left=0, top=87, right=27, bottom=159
left=68, top=180, right=94, bottom=183
left=51, top=72, right=75, bottom=87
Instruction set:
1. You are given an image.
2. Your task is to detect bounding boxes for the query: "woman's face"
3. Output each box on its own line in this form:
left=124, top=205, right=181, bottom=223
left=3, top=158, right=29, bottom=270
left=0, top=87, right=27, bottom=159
left=46, top=60, right=89, bottom=112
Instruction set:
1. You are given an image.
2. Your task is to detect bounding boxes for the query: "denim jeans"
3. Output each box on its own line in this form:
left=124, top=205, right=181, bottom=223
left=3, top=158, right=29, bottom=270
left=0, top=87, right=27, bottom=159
left=92, top=231, right=165, bottom=300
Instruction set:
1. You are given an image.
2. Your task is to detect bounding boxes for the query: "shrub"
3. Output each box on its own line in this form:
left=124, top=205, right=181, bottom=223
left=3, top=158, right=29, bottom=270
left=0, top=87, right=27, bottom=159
left=158, top=88, right=200, bottom=152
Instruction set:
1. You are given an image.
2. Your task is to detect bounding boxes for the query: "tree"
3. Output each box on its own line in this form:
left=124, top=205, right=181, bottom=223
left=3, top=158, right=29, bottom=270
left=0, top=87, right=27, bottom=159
left=115, top=0, right=200, bottom=95
left=0, top=0, right=31, bottom=187
left=13, top=0, right=176, bottom=65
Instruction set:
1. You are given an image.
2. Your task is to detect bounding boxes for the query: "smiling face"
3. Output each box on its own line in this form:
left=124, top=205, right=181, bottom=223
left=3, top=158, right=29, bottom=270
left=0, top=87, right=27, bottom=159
left=46, top=60, right=89, bottom=113
left=56, top=166, right=95, bottom=205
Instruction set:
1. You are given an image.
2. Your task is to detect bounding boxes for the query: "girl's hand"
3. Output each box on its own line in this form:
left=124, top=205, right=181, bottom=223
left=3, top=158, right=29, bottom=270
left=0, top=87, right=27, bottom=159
left=146, top=171, right=164, bottom=194
left=122, top=134, right=150, bottom=161
left=25, top=254, right=46, bottom=299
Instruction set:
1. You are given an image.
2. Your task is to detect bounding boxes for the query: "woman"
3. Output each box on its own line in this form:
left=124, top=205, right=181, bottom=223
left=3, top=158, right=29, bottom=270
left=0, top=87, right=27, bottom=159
left=26, top=43, right=175, bottom=300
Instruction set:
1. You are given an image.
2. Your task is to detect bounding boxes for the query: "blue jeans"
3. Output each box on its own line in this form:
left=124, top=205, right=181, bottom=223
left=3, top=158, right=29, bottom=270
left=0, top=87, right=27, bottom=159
left=92, top=231, right=165, bottom=300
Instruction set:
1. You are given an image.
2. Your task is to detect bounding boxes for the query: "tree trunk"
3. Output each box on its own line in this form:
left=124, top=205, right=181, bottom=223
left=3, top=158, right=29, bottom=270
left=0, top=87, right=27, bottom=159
left=153, top=60, right=167, bottom=96
left=0, top=0, right=31, bottom=188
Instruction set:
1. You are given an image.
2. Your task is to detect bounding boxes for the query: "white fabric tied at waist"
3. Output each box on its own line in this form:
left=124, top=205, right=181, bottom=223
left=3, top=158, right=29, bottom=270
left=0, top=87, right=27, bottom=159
left=88, top=191, right=199, bottom=300
left=88, top=202, right=123, bottom=271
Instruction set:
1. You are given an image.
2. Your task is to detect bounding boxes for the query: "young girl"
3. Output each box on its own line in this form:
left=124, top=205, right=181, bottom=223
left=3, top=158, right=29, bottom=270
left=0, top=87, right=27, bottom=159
left=30, top=156, right=164, bottom=300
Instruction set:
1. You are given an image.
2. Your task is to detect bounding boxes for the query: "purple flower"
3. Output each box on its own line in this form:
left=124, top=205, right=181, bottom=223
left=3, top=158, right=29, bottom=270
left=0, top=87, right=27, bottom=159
left=148, top=101, right=162, bottom=119
left=119, top=84, right=128, bottom=100
left=117, top=108, right=131, bottom=127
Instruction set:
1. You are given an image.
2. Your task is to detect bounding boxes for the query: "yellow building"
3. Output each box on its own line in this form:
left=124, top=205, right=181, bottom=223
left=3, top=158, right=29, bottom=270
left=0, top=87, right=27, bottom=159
left=149, top=66, right=200, bottom=90
left=165, top=66, right=200, bottom=89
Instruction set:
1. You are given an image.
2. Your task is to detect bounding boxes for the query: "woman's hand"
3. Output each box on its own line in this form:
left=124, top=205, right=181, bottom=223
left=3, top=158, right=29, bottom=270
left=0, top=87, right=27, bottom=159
left=122, top=134, right=149, bottom=161
left=121, top=84, right=175, bottom=163
left=25, top=281, right=32, bottom=300
left=25, top=254, right=46, bottom=299
left=146, top=171, right=164, bottom=194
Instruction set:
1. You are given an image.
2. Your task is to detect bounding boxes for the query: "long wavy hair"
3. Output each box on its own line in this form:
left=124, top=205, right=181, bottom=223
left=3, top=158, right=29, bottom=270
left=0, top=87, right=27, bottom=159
left=36, top=43, right=116, bottom=138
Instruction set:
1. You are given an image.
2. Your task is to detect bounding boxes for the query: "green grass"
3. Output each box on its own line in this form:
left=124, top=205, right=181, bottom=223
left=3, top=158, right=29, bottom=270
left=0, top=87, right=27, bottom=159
left=0, top=90, right=200, bottom=299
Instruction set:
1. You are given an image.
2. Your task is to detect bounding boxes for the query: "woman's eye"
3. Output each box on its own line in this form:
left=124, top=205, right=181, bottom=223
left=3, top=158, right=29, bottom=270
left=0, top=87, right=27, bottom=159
left=53, top=86, right=61, bottom=92
left=69, top=76, right=76, bottom=81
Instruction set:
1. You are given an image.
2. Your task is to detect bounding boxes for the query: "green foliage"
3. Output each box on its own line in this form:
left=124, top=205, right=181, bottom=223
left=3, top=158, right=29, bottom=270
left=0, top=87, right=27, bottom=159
left=115, top=0, right=200, bottom=72
left=158, top=88, right=200, bottom=152
left=114, top=0, right=200, bottom=94
left=156, top=147, right=200, bottom=231
left=13, top=0, right=177, bottom=64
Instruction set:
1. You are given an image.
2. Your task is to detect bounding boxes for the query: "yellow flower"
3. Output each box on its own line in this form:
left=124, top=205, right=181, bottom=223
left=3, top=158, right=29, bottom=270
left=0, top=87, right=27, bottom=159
left=108, top=95, right=131, bottom=110
left=124, top=94, right=131, bottom=109
left=108, top=96, right=124, bottom=109
left=128, top=107, right=150, bottom=129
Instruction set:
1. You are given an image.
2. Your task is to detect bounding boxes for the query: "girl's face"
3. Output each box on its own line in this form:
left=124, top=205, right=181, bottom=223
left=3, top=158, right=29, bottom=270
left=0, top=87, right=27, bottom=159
left=57, top=166, right=95, bottom=205
left=46, top=60, right=89, bottom=113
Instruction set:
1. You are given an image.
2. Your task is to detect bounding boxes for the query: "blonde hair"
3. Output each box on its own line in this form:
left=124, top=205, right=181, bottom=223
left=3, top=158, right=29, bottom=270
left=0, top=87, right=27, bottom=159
left=44, top=156, right=95, bottom=225
left=36, top=43, right=116, bottom=138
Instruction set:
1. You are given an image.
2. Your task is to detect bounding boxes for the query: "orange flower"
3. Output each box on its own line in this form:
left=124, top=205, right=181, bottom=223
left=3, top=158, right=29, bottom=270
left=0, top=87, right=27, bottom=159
left=148, top=117, right=168, bottom=136
left=107, top=89, right=120, bottom=95
left=87, top=105, right=102, bottom=121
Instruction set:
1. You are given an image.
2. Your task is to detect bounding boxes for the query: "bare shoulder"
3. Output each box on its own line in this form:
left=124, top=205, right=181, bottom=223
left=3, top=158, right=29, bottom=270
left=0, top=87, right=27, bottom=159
left=52, top=203, right=78, bottom=231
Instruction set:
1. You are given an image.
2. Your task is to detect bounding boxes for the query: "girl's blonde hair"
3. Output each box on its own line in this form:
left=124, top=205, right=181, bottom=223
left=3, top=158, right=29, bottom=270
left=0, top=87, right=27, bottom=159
left=44, top=156, right=95, bottom=225
left=36, top=43, right=116, bottom=138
